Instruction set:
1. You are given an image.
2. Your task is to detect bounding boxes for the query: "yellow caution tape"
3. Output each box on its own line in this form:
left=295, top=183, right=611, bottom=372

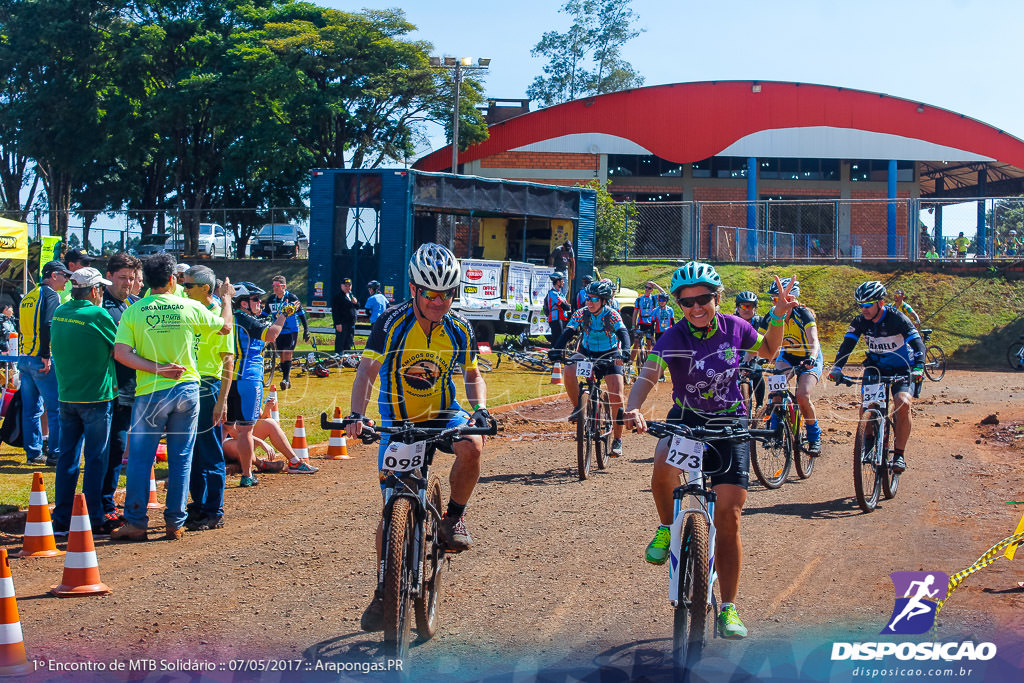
left=1004, top=511, right=1024, bottom=561
left=934, top=531, right=1024, bottom=622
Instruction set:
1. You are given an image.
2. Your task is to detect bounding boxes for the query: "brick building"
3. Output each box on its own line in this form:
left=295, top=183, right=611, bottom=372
left=415, top=82, right=1024, bottom=260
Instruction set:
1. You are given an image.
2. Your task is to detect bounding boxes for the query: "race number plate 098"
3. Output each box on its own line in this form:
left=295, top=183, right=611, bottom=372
left=766, top=373, right=788, bottom=393
left=575, top=361, right=594, bottom=378
left=382, top=441, right=427, bottom=472
left=861, top=383, right=886, bottom=408
left=667, top=435, right=704, bottom=473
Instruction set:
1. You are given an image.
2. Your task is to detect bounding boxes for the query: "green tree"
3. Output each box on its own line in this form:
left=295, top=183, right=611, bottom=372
left=527, top=0, right=643, bottom=108
left=578, top=178, right=635, bottom=261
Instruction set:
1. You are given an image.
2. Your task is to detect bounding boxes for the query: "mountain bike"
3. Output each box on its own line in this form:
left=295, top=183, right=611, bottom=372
left=737, top=358, right=765, bottom=416
left=1007, top=334, right=1024, bottom=371
left=321, top=413, right=497, bottom=659
left=629, top=327, right=653, bottom=384
left=493, top=332, right=552, bottom=373
left=832, top=369, right=910, bottom=513
left=297, top=335, right=361, bottom=376
left=642, top=418, right=776, bottom=671
left=564, top=352, right=621, bottom=480
left=920, top=329, right=946, bottom=381
left=262, top=341, right=276, bottom=387
left=755, top=364, right=816, bottom=484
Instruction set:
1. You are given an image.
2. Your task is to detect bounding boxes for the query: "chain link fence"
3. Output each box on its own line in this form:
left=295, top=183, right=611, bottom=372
left=619, top=197, right=1024, bottom=262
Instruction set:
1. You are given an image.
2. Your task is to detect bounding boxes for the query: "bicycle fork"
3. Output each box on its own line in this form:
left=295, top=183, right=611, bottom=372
left=668, top=476, right=717, bottom=608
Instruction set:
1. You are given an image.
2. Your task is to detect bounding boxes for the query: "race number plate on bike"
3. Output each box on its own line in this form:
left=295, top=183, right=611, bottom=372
left=575, top=361, right=594, bottom=378
left=382, top=441, right=427, bottom=472
left=766, top=373, right=788, bottom=393
left=667, top=435, right=704, bottom=473
left=861, top=383, right=886, bottom=408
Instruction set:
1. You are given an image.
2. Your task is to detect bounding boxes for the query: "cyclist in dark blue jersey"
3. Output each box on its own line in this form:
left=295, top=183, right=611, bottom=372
left=263, top=275, right=308, bottom=390
left=828, top=281, right=926, bottom=473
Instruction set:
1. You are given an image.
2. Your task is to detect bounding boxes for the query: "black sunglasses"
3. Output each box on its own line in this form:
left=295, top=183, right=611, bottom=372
left=182, top=282, right=204, bottom=289
left=676, top=293, right=716, bottom=308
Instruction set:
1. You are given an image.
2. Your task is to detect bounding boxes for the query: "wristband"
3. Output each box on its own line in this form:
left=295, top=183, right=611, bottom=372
left=769, top=318, right=784, bottom=327
left=472, top=403, right=487, bottom=412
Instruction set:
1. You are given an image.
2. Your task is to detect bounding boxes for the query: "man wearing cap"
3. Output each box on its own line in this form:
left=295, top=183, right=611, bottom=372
left=18, top=260, right=72, bottom=465
left=331, top=278, right=358, bottom=354
left=549, top=240, right=576, bottom=296
left=49, top=267, right=118, bottom=536
left=61, top=249, right=96, bottom=303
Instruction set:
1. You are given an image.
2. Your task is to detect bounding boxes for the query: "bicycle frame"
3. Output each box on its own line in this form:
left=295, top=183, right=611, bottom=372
left=765, top=370, right=802, bottom=439
left=669, top=475, right=716, bottom=608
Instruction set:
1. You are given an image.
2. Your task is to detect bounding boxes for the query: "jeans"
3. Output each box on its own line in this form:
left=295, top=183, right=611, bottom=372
left=188, top=378, right=225, bottom=520
left=53, top=401, right=112, bottom=529
left=17, top=356, right=60, bottom=462
left=124, top=382, right=199, bottom=530
left=102, top=398, right=133, bottom=515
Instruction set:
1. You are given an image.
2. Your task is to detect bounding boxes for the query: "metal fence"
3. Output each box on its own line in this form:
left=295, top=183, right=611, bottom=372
left=621, top=197, right=1024, bottom=262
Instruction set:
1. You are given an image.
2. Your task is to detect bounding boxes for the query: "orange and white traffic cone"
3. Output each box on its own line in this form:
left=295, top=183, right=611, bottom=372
left=550, top=362, right=563, bottom=385
left=326, top=407, right=350, bottom=460
left=267, top=385, right=280, bottom=422
left=0, top=549, right=32, bottom=676
left=50, top=494, right=111, bottom=597
left=18, top=472, right=64, bottom=559
left=147, top=466, right=161, bottom=509
left=291, top=415, right=309, bottom=460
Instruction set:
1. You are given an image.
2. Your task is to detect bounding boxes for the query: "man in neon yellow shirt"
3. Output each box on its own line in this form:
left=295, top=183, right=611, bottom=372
left=111, top=253, right=234, bottom=541
left=953, top=232, right=971, bottom=260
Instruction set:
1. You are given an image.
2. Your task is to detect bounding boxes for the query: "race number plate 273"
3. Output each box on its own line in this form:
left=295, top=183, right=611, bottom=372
left=382, top=441, right=426, bottom=472
left=862, top=383, right=886, bottom=408
left=667, top=435, right=704, bottom=473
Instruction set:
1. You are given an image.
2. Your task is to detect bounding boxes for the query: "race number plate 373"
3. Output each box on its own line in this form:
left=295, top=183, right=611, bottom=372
left=667, top=435, right=704, bottom=473
left=575, top=361, right=594, bottom=378
left=382, top=441, right=427, bottom=472
left=862, top=383, right=886, bottom=408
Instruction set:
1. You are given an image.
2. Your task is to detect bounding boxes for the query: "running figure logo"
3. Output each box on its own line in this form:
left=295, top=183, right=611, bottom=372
left=882, top=571, right=948, bottom=635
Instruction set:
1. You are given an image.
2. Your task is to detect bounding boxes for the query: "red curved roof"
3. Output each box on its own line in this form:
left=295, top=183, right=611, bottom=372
left=415, top=80, right=1024, bottom=172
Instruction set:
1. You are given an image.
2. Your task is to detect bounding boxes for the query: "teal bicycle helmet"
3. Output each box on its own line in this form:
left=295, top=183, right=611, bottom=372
left=670, top=261, right=722, bottom=295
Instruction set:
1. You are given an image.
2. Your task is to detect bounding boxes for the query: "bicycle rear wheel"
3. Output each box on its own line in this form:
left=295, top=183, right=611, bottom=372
left=880, top=416, right=899, bottom=499
left=853, top=411, right=883, bottom=512
left=414, top=477, right=445, bottom=641
left=576, top=390, right=592, bottom=480
left=593, top=390, right=612, bottom=470
left=750, top=406, right=792, bottom=489
left=262, top=342, right=277, bottom=387
left=517, top=352, right=552, bottom=373
left=476, top=357, right=493, bottom=373
left=672, top=512, right=710, bottom=670
left=1008, top=342, right=1024, bottom=371
left=383, top=499, right=414, bottom=658
left=924, top=346, right=946, bottom=381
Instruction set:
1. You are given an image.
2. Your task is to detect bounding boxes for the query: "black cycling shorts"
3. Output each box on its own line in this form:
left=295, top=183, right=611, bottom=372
left=578, top=347, right=624, bottom=377
left=636, top=321, right=656, bottom=338
left=275, top=332, right=297, bottom=351
left=665, top=404, right=750, bottom=490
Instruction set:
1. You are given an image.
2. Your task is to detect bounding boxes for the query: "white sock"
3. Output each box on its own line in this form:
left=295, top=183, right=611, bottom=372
left=289, top=456, right=301, bottom=465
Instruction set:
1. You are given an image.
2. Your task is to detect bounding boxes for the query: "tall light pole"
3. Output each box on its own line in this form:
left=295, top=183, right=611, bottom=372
left=429, top=56, right=490, bottom=173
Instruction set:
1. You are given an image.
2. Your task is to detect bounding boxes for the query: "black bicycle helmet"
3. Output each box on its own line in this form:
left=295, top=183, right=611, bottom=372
left=855, top=280, right=887, bottom=304
left=767, top=277, right=800, bottom=298
left=734, top=290, right=758, bottom=305
left=585, top=280, right=614, bottom=301
left=367, top=280, right=381, bottom=291
left=549, top=271, right=566, bottom=282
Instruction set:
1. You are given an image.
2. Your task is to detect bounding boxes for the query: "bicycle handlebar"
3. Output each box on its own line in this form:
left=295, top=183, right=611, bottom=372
left=319, top=413, right=498, bottom=444
left=832, top=371, right=911, bottom=387
left=644, top=419, right=750, bottom=442
left=564, top=351, right=629, bottom=365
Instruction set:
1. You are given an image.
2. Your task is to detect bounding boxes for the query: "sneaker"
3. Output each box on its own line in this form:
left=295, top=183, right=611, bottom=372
left=287, top=461, right=318, bottom=474
left=610, top=438, right=623, bottom=457
left=25, top=455, right=46, bottom=465
left=45, top=456, right=58, bottom=467
left=806, top=437, right=822, bottom=456
left=645, top=525, right=671, bottom=565
left=438, top=514, right=473, bottom=552
left=93, top=520, right=121, bottom=538
left=165, top=524, right=184, bottom=541
left=892, top=455, right=907, bottom=474
left=51, top=524, right=70, bottom=538
left=361, top=591, right=385, bottom=632
left=280, top=379, right=291, bottom=390
left=718, top=604, right=748, bottom=639
left=185, top=514, right=225, bottom=532
left=239, top=474, right=259, bottom=488
left=103, top=512, right=125, bottom=529
left=110, top=523, right=148, bottom=542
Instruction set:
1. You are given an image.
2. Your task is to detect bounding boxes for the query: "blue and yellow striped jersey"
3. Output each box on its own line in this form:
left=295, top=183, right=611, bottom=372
left=18, top=284, right=61, bottom=357
left=362, top=301, right=477, bottom=423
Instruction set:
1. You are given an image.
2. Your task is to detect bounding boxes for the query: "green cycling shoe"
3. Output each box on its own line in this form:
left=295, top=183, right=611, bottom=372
left=717, top=604, right=748, bottom=639
left=645, top=525, right=671, bottom=565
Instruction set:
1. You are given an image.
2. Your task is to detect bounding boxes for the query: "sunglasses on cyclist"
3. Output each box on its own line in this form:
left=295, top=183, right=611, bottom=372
left=586, top=295, right=603, bottom=303
left=859, top=301, right=879, bottom=308
left=676, top=293, right=715, bottom=308
left=418, top=287, right=457, bottom=302
left=738, top=303, right=754, bottom=310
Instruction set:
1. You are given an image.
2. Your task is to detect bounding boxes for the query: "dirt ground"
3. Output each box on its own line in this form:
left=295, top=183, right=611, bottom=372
left=2, top=369, right=1024, bottom=682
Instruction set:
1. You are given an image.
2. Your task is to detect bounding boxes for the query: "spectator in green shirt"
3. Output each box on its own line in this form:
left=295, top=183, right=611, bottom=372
left=50, top=267, right=118, bottom=536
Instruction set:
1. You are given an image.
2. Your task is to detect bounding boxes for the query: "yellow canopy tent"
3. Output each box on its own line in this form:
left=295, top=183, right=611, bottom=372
left=0, top=217, right=30, bottom=293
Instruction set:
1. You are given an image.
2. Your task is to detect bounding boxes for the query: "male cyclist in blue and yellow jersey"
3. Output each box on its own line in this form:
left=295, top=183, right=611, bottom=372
left=575, top=274, right=594, bottom=310
left=544, top=271, right=571, bottom=343
left=550, top=279, right=631, bottom=456
left=228, top=283, right=292, bottom=488
left=892, top=288, right=921, bottom=329
left=263, top=275, right=308, bottom=390
left=829, top=281, right=926, bottom=474
left=756, top=278, right=824, bottom=454
left=346, top=243, right=490, bottom=632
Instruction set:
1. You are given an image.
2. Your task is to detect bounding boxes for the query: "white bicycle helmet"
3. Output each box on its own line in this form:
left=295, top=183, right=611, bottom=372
left=670, top=261, right=722, bottom=295
left=855, top=280, right=887, bottom=304
left=408, top=242, right=460, bottom=290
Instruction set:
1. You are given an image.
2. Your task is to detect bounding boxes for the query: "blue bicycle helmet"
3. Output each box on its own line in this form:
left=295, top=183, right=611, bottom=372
left=670, top=261, right=722, bottom=295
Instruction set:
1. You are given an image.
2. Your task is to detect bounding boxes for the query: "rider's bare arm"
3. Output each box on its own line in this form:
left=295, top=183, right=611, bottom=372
left=463, top=366, right=487, bottom=410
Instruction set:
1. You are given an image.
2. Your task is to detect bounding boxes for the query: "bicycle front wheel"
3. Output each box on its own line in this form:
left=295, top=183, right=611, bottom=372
left=383, top=499, right=415, bottom=658
left=925, top=346, right=946, bottom=381
left=1008, top=342, right=1024, bottom=371
left=880, top=416, right=899, bottom=500
left=576, top=390, right=592, bottom=481
left=414, top=477, right=445, bottom=641
left=853, top=411, right=884, bottom=513
left=750, top=406, right=792, bottom=489
left=593, top=390, right=612, bottom=470
left=673, top=512, right=710, bottom=670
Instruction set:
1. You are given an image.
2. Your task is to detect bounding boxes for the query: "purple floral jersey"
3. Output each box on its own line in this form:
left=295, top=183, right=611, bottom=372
left=649, top=312, right=762, bottom=415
